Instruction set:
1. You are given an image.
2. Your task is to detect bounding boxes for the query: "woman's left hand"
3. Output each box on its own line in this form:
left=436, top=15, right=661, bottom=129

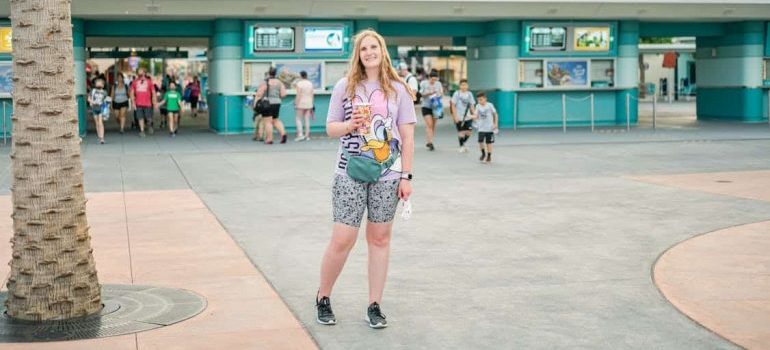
left=398, top=179, right=412, bottom=200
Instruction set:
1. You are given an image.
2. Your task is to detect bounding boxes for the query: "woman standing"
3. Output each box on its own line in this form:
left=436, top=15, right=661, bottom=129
left=317, top=29, right=415, bottom=329
left=293, top=71, right=315, bottom=141
left=111, top=72, right=130, bottom=134
left=253, top=67, right=288, bottom=144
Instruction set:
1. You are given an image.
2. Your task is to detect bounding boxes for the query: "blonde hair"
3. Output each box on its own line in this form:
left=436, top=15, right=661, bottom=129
left=345, top=29, right=415, bottom=103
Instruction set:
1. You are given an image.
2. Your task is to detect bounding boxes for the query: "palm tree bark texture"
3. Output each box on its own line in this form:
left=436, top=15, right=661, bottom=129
left=6, top=0, right=101, bottom=321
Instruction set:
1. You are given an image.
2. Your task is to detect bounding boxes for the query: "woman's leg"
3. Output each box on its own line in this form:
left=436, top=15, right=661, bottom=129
left=422, top=115, right=434, bottom=145
left=253, top=117, right=263, bottom=140
left=430, top=117, right=438, bottom=141
left=175, top=113, right=180, bottom=131
left=94, top=116, right=104, bottom=141
left=118, top=107, right=126, bottom=133
left=168, top=113, right=175, bottom=134
left=366, top=221, right=393, bottom=304
left=264, top=117, right=274, bottom=143
left=318, top=223, right=360, bottom=298
left=304, top=111, right=312, bottom=139
left=295, top=109, right=304, bottom=139
left=274, top=118, right=287, bottom=136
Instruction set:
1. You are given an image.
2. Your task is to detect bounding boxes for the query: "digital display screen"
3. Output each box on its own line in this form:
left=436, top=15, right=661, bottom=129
left=253, top=26, right=295, bottom=52
left=529, top=26, right=567, bottom=51
left=574, top=27, right=610, bottom=51
left=304, top=27, right=344, bottom=52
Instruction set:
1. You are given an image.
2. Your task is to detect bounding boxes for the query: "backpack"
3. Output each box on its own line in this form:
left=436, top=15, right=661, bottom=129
left=182, top=85, right=192, bottom=102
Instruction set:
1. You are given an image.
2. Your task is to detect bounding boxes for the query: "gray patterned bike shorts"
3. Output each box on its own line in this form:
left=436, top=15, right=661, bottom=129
left=332, top=174, right=400, bottom=228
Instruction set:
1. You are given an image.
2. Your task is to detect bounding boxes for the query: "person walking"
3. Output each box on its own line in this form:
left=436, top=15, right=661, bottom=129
left=88, top=78, right=109, bottom=144
left=159, top=81, right=183, bottom=137
left=318, top=29, right=416, bottom=329
left=451, top=79, right=476, bottom=153
left=419, top=69, right=443, bottom=151
left=188, top=76, right=202, bottom=118
left=293, top=71, right=314, bottom=141
left=252, top=67, right=288, bottom=144
left=111, top=72, right=130, bottom=134
left=129, top=68, right=158, bottom=137
left=473, top=91, right=499, bottom=164
left=398, top=62, right=420, bottom=103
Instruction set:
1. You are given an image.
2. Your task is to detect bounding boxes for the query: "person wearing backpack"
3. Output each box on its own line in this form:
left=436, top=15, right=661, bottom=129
left=252, top=67, right=288, bottom=144
left=451, top=79, right=476, bottom=153
left=399, top=62, right=420, bottom=104
left=88, top=78, right=109, bottom=144
left=418, top=69, right=443, bottom=151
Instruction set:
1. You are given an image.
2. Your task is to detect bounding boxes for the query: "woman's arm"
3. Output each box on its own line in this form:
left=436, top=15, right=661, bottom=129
left=398, top=122, right=415, bottom=200
left=254, top=84, right=266, bottom=100
left=280, top=82, right=287, bottom=98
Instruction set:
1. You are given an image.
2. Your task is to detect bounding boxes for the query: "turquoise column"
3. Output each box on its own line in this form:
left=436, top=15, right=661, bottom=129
left=615, top=21, right=639, bottom=125
left=209, top=19, right=244, bottom=134
left=73, top=19, right=87, bottom=136
left=466, top=20, right=519, bottom=128
left=696, top=21, right=765, bottom=122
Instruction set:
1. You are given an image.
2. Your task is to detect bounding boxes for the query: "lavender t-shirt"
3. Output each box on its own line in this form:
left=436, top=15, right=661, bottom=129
left=327, top=78, right=417, bottom=181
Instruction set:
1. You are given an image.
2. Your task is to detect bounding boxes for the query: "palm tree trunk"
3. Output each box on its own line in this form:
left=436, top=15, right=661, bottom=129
left=6, top=0, right=101, bottom=321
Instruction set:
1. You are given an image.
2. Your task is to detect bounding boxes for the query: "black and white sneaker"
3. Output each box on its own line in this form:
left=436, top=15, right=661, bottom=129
left=366, top=302, right=387, bottom=329
left=316, top=296, right=336, bottom=325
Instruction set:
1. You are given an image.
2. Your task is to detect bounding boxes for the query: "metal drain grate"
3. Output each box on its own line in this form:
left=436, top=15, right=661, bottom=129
left=0, top=284, right=207, bottom=342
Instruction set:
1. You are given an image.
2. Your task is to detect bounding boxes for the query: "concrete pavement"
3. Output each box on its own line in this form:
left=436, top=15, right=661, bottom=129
left=1, top=120, right=770, bottom=349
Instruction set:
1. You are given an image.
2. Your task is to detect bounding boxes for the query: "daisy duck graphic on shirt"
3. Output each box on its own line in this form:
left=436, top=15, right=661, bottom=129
left=341, top=88, right=402, bottom=177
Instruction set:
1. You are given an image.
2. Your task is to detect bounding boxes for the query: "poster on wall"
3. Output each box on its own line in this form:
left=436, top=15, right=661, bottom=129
left=324, top=62, right=348, bottom=90
left=545, top=60, right=588, bottom=87
left=529, top=26, right=567, bottom=51
left=274, top=61, right=322, bottom=89
left=243, top=61, right=272, bottom=91
left=573, top=27, right=610, bottom=52
left=0, top=62, right=12, bottom=97
left=304, top=27, right=344, bottom=52
left=252, top=26, right=295, bottom=52
left=0, top=27, right=12, bottom=53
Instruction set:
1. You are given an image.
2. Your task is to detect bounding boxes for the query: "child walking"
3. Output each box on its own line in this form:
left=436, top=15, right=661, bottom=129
left=473, top=91, right=498, bottom=164
left=159, top=81, right=183, bottom=137
left=450, top=79, right=475, bottom=153
left=88, top=78, right=109, bottom=144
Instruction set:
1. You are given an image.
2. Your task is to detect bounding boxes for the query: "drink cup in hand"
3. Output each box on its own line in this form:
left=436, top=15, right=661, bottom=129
left=352, top=102, right=372, bottom=135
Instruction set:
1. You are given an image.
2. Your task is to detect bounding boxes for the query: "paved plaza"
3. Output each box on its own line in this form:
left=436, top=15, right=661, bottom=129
left=1, top=117, right=770, bottom=349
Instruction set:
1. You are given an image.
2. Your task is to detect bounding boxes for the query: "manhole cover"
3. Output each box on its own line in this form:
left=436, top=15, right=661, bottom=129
left=0, top=284, right=206, bottom=342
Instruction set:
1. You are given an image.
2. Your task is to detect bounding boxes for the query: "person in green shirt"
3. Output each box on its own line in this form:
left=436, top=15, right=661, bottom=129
left=159, top=81, right=184, bottom=137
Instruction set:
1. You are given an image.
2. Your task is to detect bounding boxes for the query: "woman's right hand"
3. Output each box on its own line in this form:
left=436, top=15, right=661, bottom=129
left=348, top=110, right=365, bottom=132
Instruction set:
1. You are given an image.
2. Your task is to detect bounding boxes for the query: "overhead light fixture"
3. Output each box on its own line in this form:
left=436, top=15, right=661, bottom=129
left=637, top=9, right=648, bottom=15
left=546, top=8, right=558, bottom=15
left=355, top=5, right=367, bottom=14
left=453, top=6, right=465, bottom=14
left=254, top=4, right=268, bottom=13
left=723, top=8, right=734, bottom=15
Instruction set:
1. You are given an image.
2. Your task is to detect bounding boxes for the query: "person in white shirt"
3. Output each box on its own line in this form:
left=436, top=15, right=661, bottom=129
left=399, top=62, right=419, bottom=104
left=293, top=71, right=315, bottom=141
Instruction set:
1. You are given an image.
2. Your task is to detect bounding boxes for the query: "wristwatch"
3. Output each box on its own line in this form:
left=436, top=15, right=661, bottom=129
left=401, top=173, right=413, bottom=181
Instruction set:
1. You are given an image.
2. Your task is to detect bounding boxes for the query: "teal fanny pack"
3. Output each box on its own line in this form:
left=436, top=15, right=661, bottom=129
left=342, top=148, right=400, bottom=183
